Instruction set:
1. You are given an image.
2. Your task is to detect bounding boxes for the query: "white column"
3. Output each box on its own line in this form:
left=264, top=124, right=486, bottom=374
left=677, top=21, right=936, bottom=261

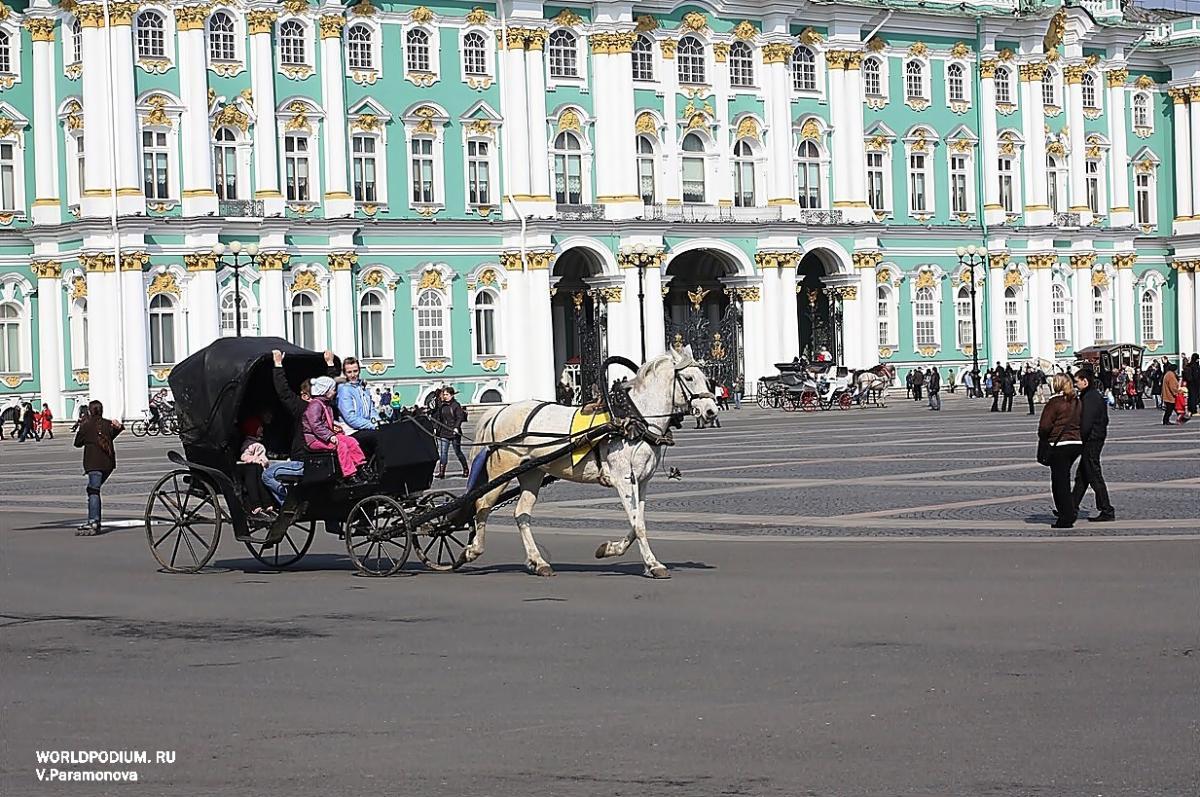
left=780, top=257, right=800, bottom=362
left=120, top=253, right=150, bottom=419
left=319, top=15, right=353, bottom=217
left=739, top=290, right=768, bottom=386
left=258, top=253, right=288, bottom=337
left=713, top=44, right=734, bottom=207
left=842, top=52, right=869, bottom=220
left=987, top=260, right=1007, bottom=364
left=78, top=7, right=113, bottom=219
left=1115, top=257, right=1135, bottom=343
left=590, top=32, right=639, bottom=217
left=498, top=30, right=530, bottom=206
left=328, top=254, right=355, bottom=354
left=107, top=9, right=143, bottom=216
left=1021, top=65, right=1050, bottom=223
left=25, top=18, right=61, bottom=225
left=33, top=261, right=66, bottom=415
left=756, top=260, right=780, bottom=368
left=642, top=262, right=666, bottom=359
left=1169, top=89, right=1193, bottom=224
left=1193, top=267, right=1200, bottom=354
left=1073, top=261, right=1094, bottom=349
left=248, top=11, right=282, bottom=215
left=500, top=253, right=530, bottom=397
left=525, top=259, right=555, bottom=398
left=762, top=43, right=794, bottom=207
left=857, top=254, right=878, bottom=366
left=523, top=30, right=552, bottom=210
left=827, top=52, right=852, bottom=210
left=175, top=7, right=217, bottom=216
left=980, top=60, right=1003, bottom=226
left=1189, top=89, right=1200, bottom=220
left=184, top=254, right=219, bottom=350
left=1176, top=263, right=1195, bottom=358
left=83, top=256, right=122, bottom=413
left=1065, top=65, right=1090, bottom=224
left=1106, top=69, right=1132, bottom=226
left=660, top=40, right=680, bottom=203
left=1031, top=263, right=1053, bottom=361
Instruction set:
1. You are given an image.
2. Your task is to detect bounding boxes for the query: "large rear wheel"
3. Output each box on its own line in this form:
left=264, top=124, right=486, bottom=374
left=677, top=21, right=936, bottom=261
left=244, top=520, right=315, bottom=569
left=145, top=470, right=223, bottom=573
left=413, top=490, right=476, bottom=572
left=345, top=495, right=412, bottom=576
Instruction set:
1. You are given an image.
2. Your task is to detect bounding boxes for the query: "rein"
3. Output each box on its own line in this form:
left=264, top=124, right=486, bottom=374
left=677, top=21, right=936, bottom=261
left=603, top=355, right=714, bottom=447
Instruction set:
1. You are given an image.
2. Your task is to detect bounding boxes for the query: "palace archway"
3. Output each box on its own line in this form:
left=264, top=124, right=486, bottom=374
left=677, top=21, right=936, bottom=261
left=663, top=248, right=744, bottom=390
left=796, top=250, right=847, bottom=364
left=551, top=247, right=608, bottom=404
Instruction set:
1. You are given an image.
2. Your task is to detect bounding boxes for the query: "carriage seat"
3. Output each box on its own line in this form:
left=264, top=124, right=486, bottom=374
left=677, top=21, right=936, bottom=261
left=296, top=451, right=340, bottom=485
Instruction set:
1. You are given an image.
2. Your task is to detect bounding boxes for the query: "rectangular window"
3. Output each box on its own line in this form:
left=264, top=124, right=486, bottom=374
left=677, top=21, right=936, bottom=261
left=149, top=313, right=175, bottom=365
left=1135, top=174, right=1152, bottom=225
left=950, top=154, right=968, bottom=214
left=467, top=140, right=490, bottom=206
left=0, top=142, right=14, bottom=211
left=284, top=134, right=310, bottom=201
left=998, top=157, right=1014, bottom=213
left=638, top=155, right=656, bottom=204
left=74, top=134, right=85, bottom=203
left=352, top=135, right=377, bottom=202
left=142, top=130, right=170, bottom=200
left=866, top=152, right=885, bottom=211
left=909, top=153, right=927, bottom=212
left=411, top=138, right=435, bottom=204
left=682, top=157, right=705, bottom=204
left=1086, top=160, right=1100, bottom=214
left=915, top=320, right=935, bottom=346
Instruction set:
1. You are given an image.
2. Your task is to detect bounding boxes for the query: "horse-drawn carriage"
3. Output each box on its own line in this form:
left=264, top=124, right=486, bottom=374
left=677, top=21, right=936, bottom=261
left=757, top=361, right=893, bottom=411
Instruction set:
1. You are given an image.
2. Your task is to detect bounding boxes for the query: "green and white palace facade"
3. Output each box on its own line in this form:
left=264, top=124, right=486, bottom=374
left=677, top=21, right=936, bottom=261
left=1, top=0, right=1199, bottom=416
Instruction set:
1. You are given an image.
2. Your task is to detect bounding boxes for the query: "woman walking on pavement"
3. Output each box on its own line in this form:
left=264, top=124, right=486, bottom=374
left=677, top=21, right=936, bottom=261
left=432, top=387, right=469, bottom=479
left=1037, top=374, right=1083, bottom=529
left=73, top=400, right=123, bottom=535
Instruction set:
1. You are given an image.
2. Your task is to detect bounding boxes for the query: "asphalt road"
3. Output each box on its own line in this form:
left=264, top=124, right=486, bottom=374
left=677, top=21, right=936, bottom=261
left=2, top=396, right=1197, bottom=796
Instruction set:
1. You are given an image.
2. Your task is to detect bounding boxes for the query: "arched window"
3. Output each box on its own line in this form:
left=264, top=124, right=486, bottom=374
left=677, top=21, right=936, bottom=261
left=796, top=140, right=821, bottom=209
left=473, top=291, right=497, bottom=357
left=876, top=286, right=891, bottom=346
left=290, top=293, right=317, bottom=349
left=1093, top=286, right=1107, bottom=343
left=636, top=135, right=656, bottom=204
left=406, top=28, right=431, bottom=72
left=136, top=10, right=166, bottom=59
left=1132, top=93, right=1150, bottom=128
left=548, top=29, right=577, bottom=78
left=1051, top=283, right=1069, bottom=344
left=0, top=31, right=11, bottom=74
left=0, top=140, right=18, bottom=211
left=359, top=292, right=384, bottom=359
left=0, top=303, right=22, bottom=373
left=1042, top=69, right=1058, bottom=107
left=219, top=292, right=250, bottom=337
left=148, top=294, right=176, bottom=366
left=70, top=18, right=83, bottom=65
left=284, top=132, right=311, bottom=201
left=479, top=388, right=503, bottom=404
left=416, top=290, right=446, bottom=359
left=70, top=298, right=88, bottom=369
left=1004, top=286, right=1020, bottom=344
left=213, top=127, right=238, bottom=200
left=279, top=20, right=306, bottom=65
left=914, top=286, right=936, bottom=347
left=463, top=31, right=487, bottom=75
left=631, top=34, right=654, bottom=81
left=552, top=131, right=582, bottom=205
left=955, top=285, right=972, bottom=348
left=863, top=56, right=882, bottom=96
left=677, top=36, right=705, bottom=85
left=680, top=133, right=706, bottom=203
left=729, top=41, right=754, bottom=87
left=208, top=11, right=236, bottom=62
left=732, top=140, right=756, bottom=207
left=1140, top=288, right=1158, bottom=342
left=1046, top=154, right=1067, bottom=213
left=947, top=63, right=966, bottom=102
left=905, top=60, right=924, bottom=99
left=995, top=66, right=1012, bottom=104
left=1082, top=72, right=1098, bottom=108
left=792, top=46, right=816, bottom=91
left=347, top=24, right=373, bottom=70
left=142, top=129, right=170, bottom=200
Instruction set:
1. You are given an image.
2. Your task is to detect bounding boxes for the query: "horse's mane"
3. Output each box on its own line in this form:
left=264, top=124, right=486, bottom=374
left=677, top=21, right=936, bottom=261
left=628, top=350, right=696, bottom=391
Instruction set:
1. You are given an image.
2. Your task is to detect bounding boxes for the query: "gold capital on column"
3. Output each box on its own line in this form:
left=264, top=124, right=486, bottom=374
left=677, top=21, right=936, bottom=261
left=1112, top=252, right=1137, bottom=270
left=257, top=251, right=291, bottom=271
left=108, top=2, right=139, bottom=26
left=76, top=4, right=106, bottom=28
left=31, top=260, right=63, bottom=279
left=1105, top=68, right=1128, bottom=87
left=247, top=10, right=278, bottom=34
left=1069, top=252, right=1096, bottom=270
left=23, top=17, right=57, bottom=41
left=81, top=252, right=115, bottom=272
left=328, top=251, right=358, bottom=271
left=980, top=59, right=997, bottom=79
left=120, top=251, right=150, bottom=272
left=174, top=6, right=211, bottom=31
left=319, top=15, right=346, bottom=39
left=184, top=253, right=218, bottom=271
left=762, top=43, right=791, bottom=65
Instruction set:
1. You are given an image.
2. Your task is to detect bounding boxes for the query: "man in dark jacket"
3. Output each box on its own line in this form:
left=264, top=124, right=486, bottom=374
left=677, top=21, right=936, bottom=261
left=1186, top=354, right=1200, bottom=415
left=432, top=387, right=469, bottom=478
left=1022, top=367, right=1041, bottom=415
left=262, top=349, right=339, bottom=505
left=1001, top=368, right=1016, bottom=412
left=927, top=368, right=941, bottom=410
left=1071, top=368, right=1114, bottom=522
left=73, top=400, right=123, bottom=535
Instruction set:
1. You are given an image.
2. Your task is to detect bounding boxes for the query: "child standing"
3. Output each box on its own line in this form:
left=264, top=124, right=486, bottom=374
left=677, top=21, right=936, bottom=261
left=1175, top=385, right=1189, bottom=424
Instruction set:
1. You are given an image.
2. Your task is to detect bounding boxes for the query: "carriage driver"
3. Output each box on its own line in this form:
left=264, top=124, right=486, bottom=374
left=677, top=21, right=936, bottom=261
left=335, top=357, right=378, bottom=455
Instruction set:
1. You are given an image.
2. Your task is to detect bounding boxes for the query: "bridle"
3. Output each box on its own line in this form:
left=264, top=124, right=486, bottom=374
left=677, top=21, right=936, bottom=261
left=601, top=355, right=715, bottom=447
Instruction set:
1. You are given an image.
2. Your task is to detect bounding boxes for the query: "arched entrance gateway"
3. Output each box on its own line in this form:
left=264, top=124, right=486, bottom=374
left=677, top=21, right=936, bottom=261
left=550, top=247, right=609, bottom=404
left=796, top=249, right=851, bottom=364
left=663, top=249, right=744, bottom=391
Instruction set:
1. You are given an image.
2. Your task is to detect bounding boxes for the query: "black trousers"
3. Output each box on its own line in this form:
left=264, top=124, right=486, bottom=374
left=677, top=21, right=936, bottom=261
left=1049, top=445, right=1082, bottom=524
left=1071, top=440, right=1113, bottom=516
left=991, top=392, right=999, bottom=411
left=238, top=463, right=274, bottom=512
left=913, top=386, right=922, bottom=400
left=1163, top=405, right=1177, bottom=424
left=351, top=428, right=378, bottom=457
left=1002, top=394, right=1013, bottom=412
left=1026, top=392, right=1035, bottom=414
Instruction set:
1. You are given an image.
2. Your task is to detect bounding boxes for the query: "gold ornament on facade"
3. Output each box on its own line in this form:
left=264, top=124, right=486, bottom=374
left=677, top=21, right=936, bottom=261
left=762, top=42, right=791, bottom=65
left=659, top=39, right=677, bottom=59
left=867, top=36, right=886, bottom=52
left=1, top=375, right=24, bottom=388
left=731, top=20, right=756, bottom=41
left=106, top=2, right=138, bottom=26
left=281, top=0, right=309, bottom=15
left=1063, top=64, right=1087, bottom=84
left=558, top=109, right=581, bottom=133
left=78, top=252, right=112, bottom=272
left=836, top=286, right=858, bottom=301
left=319, top=15, right=345, bottom=39
left=361, top=269, right=385, bottom=288
left=183, top=253, right=217, bottom=271
left=422, top=359, right=447, bottom=373
left=1069, top=252, right=1096, bottom=270
left=173, top=5, right=209, bottom=32
left=351, top=0, right=376, bottom=15
left=328, top=252, right=358, bottom=272
left=418, top=268, right=446, bottom=291
left=867, top=135, right=889, bottom=151
left=635, top=15, right=658, bottom=32
left=918, top=345, right=939, bottom=358
left=950, top=138, right=974, bottom=153
left=526, top=251, right=556, bottom=270
left=1091, top=270, right=1109, bottom=288
left=32, top=260, right=63, bottom=280
left=1003, top=270, right=1023, bottom=288
left=211, top=103, right=249, bottom=133
left=712, top=42, right=729, bottom=63
left=290, top=270, right=321, bottom=295
left=979, top=59, right=997, bottom=79
left=1112, top=252, right=1137, bottom=270
left=24, top=17, right=57, bottom=41
left=481, top=358, right=500, bottom=371
left=686, top=286, right=709, bottom=310
left=364, top=361, right=385, bottom=375
left=876, top=267, right=892, bottom=284
left=70, top=275, right=88, bottom=300
left=553, top=8, right=583, bottom=27
left=257, top=251, right=290, bottom=271
left=679, top=11, right=707, bottom=31
left=1105, top=68, right=1128, bottom=87
left=499, top=252, right=523, bottom=271
left=950, top=42, right=971, bottom=59
left=143, top=95, right=172, bottom=128
left=246, top=10, right=278, bottom=34
left=464, top=7, right=488, bottom=25
left=909, top=129, right=930, bottom=153
left=1134, top=75, right=1154, bottom=89
left=799, top=118, right=822, bottom=141
left=596, top=286, right=622, bottom=303
left=1046, top=140, right=1065, bottom=157
left=799, top=27, right=822, bottom=45
left=467, top=119, right=494, bottom=136
left=735, top=117, right=760, bottom=141
left=635, top=111, right=657, bottom=135
left=121, top=251, right=150, bottom=272
left=351, top=113, right=380, bottom=132
left=908, top=41, right=928, bottom=57
left=73, top=369, right=90, bottom=384
left=284, top=101, right=312, bottom=132
left=914, top=270, right=938, bottom=289
left=1135, top=159, right=1155, bottom=174
left=1043, top=7, right=1066, bottom=53
left=824, top=50, right=847, bottom=70
left=147, top=272, right=180, bottom=298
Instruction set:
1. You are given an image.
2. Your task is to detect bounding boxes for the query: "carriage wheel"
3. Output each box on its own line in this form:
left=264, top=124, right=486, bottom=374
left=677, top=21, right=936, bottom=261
left=757, top=392, right=771, bottom=409
left=782, top=395, right=798, bottom=412
left=837, top=392, right=853, bottom=410
left=244, top=521, right=315, bottom=570
left=413, top=490, right=476, bottom=572
left=130, top=420, right=148, bottom=438
left=145, top=470, right=223, bottom=573
left=345, top=495, right=412, bottom=577
left=801, top=393, right=817, bottom=412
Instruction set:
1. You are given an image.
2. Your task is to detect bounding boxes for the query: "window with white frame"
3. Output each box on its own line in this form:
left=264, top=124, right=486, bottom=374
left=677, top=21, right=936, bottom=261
left=68, top=131, right=85, bottom=205
left=792, top=46, right=817, bottom=92
left=908, top=150, right=930, bottom=213
left=998, top=155, right=1015, bottom=213
left=212, top=127, right=239, bottom=200
left=407, top=28, right=431, bottom=72
left=416, top=290, right=446, bottom=359
left=552, top=131, right=583, bottom=205
left=467, top=139, right=491, bottom=206
left=677, top=36, right=705, bottom=85
left=866, top=149, right=887, bottom=211
left=347, top=24, right=373, bottom=70
left=995, top=66, right=1012, bottom=104
left=1135, top=171, right=1154, bottom=225
left=219, top=292, right=251, bottom=337
left=1047, top=154, right=1067, bottom=213
left=0, top=141, right=17, bottom=211
left=796, top=140, right=821, bottom=209
left=1140, top=288, right=1159, bottom=342
left=914, top=286, right=936, bottom=346
left=70, top=18, right=83, bottom=65
left=905, top=60, right=924, bottom=100
left=352, top=133, right=378, bottom=202
left=1082, top=72, right=1099, bottom=109
left=410, top=136, right=436, bottom=204
left=136, top=10, right=166, bottom=59
left=473, top=290, right=497, bottom=357
left=1051, top=283, right=1069, bottom=343
left=279, top=20, right=306, bottom=65
left=729, top=42, right=754, bottom=87
left=284, top=133, right=311, bottom=201
left=0, top=30, right=12, bottom=74
left=1092, top=285, right=1108, bottom=343
left=955, top=285, right=972, bottom=348
left=208, top=11, right=236, bottom=62
left=631, top=34, right=654, bottom=81
left=1132, top=93, right=1150, bottom=128
left=877, top=285, right=891, bottom=346
left=548, top=29, right=578, bottom=78
left=358, top=291, right=385, bottom=359
left=1004, top=286, right=1020, bottom=344
left=863, top=56, right=883, bottom=97
left=1086, top=158, right=1102, bottom=213
left=148, top=294, right=176, bottom=365
left=290, top=292, right=317, bottom=349
left=950, top=153, right=970, bottom=214
left=947, top=63, right=966, bottom=102
left=70, top=298, right=88, bottom=368
left=1042, top=68, right=1059, bottom=107
left=0, top=302, right=22, bottom=373
left=141, top=129, right=171, bottom=200
left=681, top=133, right=706, bottom=203
left=637, top=135, right=656, bottom=204
left=463, top=31, right=487, bottom=75
left=732, top=140, right=756, bottom=207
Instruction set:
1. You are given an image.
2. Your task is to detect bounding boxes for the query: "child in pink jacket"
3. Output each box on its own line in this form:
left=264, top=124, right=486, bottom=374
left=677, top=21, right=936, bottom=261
left=302, top=376, right=367, bottom=478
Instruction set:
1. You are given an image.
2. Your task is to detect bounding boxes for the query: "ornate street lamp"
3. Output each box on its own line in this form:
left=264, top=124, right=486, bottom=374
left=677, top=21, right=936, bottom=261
left=618, top=244, right=662, bottom=363
left=955, top=244, right=988, bottom=376
left=211, top=240, right=260, bottom=337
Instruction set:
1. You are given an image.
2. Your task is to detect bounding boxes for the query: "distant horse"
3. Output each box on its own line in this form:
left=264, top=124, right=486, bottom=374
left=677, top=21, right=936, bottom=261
left=465, top=346, right=719, bottom=578
left=852, top=364, right=896, bottom=405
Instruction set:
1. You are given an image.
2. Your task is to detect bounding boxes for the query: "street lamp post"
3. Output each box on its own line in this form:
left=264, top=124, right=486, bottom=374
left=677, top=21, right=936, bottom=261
left=211, top=240, right=260, bottom=337
left=955, top=244, right=988, bottom=377
left=619, top=244, right=658, bottom=363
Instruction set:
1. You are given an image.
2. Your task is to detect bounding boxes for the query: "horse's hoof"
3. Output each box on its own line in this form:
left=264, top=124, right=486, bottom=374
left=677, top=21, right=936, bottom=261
left=534, top=564, right=556, bottom=577
left=647, top=566, right=671, bottom=579
left=595, top=543, right=610, bottom=559
left=463, top=547, right=481, bottom=563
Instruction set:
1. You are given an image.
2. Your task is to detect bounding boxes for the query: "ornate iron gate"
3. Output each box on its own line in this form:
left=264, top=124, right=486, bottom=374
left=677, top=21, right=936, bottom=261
left=571, top=290, right=607, bottom=404
left=798, top=286, right=843, bottom=364
left=664, top=288, right=744, bottom=391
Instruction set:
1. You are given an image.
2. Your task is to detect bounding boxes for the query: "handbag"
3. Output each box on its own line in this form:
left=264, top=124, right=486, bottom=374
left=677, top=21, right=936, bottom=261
left=1036, top=408, right=1065, bottom=466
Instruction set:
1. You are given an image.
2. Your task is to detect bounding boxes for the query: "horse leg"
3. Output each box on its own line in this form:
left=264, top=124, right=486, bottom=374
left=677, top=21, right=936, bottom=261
left=463, top=481, right=505, bottom=564
left=594, top=472, right=638, bottom=561
left=597, top=472, right=668, bottom=578
left=513, top=469, right=553, bottom=577
left=631, top=477, right=668, bottom=579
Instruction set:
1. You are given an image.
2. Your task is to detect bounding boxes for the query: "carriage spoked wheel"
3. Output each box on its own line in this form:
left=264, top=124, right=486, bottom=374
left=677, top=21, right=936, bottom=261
left=801, top=392, right=818, bottom=412
left=243, top=520, right=315, bottom=570
left=413, top=490, right=476, bottom=572
left=345, top=495, right=413, bottom=577
left=145, top=470, right=223, bottom=573
left=837, top=392, right=853, bottom=410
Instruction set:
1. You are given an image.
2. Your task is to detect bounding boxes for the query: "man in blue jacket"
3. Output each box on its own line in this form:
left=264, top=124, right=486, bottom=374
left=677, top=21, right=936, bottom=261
left=336, top=357, right=378, bottom=455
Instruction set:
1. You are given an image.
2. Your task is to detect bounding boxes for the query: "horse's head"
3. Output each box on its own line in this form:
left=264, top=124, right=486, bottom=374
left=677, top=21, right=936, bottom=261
left=668, top=345, right=719, bottom=422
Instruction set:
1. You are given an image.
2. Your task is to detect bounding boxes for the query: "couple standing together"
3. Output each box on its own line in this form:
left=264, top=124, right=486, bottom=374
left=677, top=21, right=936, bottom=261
left=1038, top=369, right=1115, bottom=530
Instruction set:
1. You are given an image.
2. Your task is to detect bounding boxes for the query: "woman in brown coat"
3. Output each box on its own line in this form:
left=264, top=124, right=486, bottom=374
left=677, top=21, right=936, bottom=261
left=73, top=400, right=123, bottom=535
left=1161, top=364, right=1180, bottom=425
left=1038, top=373, right=1083, bottom=529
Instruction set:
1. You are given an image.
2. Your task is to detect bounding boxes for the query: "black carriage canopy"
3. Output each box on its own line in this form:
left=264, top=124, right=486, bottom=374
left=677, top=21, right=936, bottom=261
left=169, top=337, right=339, bottom=464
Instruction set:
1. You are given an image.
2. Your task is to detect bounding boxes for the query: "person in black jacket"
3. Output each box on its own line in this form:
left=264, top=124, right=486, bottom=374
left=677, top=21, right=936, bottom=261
left=1001, top=368, right=1016, bottom=412
left=431, top=387, right=469, bottom=479
left=261, top=349, right=339, bottom=505
left=1022, top=367, right=1042, bottom=415
left=927, top=367, right=941, bottom=411
left=1186, top=353, right=1200, bottom=415
left=1070, top=368, right=1115, bottom=522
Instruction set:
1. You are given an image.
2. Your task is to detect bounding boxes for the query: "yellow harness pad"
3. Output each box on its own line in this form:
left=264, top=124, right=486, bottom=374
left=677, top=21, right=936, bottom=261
left=569, top=410, right=611, bottom=466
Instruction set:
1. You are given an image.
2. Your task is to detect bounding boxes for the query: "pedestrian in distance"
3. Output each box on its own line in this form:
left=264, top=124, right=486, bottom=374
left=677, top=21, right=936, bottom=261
left=912, top=369, right=924, bottom=402
left=1174, top=386, right=1189, bottom=425
left=1001, top=368, right=1016, bottom=412
left=18, top=402, right=37, bottom=442
left=1071, top=369, right=1115, bottom=523
left=39, top=403, right=54, bottom=439
left=1037, top=374, right=1083, bottom=530
left=432, top=386, right=469, bottom=479
left=905, top=370, right=914, bottom=400
left=1022, top=366, right=1040, bottom=415
left=73, top=400, right=123, bottom=535
left=927, top=367, right=941, bottom=411
left=1161, top=363, right=1181, bottom=425
left=1185, top=354, right=1200, bottom=416
left=989, top=365, right=1001, bottom=412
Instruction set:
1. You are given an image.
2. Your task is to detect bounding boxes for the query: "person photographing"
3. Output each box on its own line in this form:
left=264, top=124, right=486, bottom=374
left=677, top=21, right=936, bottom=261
left=73, top=401, right=123, bottom=535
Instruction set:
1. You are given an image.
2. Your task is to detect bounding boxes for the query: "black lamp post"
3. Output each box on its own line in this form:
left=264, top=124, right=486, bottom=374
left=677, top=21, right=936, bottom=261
left=212, top=240, right=260, bottom=337
left=955, top=244, right=988, bottom=376
left=620, top=245, right=661, bottom=363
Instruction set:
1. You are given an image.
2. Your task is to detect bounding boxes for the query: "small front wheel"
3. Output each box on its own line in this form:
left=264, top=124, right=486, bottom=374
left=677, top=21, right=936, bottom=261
left=345, top=495, right=412, bottom=576
left=413, top=490, right=476, bottom=572
left=245, top=520, right=315, bottom=569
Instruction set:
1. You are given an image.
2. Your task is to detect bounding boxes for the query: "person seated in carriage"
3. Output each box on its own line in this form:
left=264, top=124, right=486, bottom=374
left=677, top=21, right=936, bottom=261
left=237, top=416, right=278, bottom=520
left=302, top=376, right=368, bottom=482
left=261, top=349, right=340, bottom=506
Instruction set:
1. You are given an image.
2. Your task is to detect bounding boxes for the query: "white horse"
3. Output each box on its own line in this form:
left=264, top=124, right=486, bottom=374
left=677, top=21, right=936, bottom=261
left=464, top=346, right=719, bottom=578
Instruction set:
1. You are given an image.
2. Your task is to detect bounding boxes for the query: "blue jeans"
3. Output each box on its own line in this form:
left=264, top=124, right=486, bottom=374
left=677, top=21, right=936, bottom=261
left=437, top=437, right=467, bottom=471
left=86, top=470, right=110, bottom=523
left=262, top=460, right=304, bottom=505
